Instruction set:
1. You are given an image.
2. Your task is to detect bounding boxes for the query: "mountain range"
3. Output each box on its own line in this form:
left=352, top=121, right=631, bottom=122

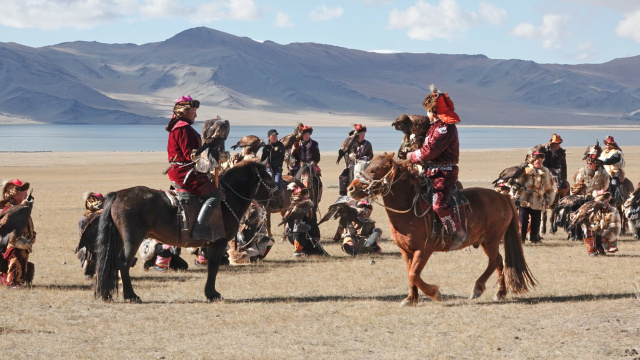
left=1, top=26, right=639, bottom=126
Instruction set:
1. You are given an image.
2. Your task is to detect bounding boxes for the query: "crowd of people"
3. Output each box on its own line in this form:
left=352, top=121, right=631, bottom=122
left=3, top=89, right=639, bottom=290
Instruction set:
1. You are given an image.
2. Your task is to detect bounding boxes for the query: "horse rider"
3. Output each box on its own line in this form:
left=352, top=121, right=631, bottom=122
left=165, top=95, right=224, bottom=241
left=260, top=129, right=286, bottom=189
left=543, top=133, right=568, bottom=201
left=341, top=200, right=382, bottom=256
left=513, top=151, right=557, bottom=243
left=408, top=84, right=468, bottom=249
left=0, top=179, right=35, bottom=288
left=575, top=148, right=610, bottom=198
left=623, top=183, right=640, bottom=240
left=339, top=124, right=373, bottom=196
left=583, top=191, right=621, bottom=256
left=599, top=135, right=625, bottom=205
left=289, top=125, right=320, bottom=177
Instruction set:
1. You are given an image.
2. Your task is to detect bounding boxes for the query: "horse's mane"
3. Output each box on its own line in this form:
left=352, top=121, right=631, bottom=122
left=387, top=157, right=421, bottom=191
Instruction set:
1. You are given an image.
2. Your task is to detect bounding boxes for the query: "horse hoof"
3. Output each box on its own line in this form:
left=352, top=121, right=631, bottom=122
left=470, top=292, right=482, bottom=300
left=432, top=290, right=443, bottom=302
left=493, top=293, right=506, bottom=301
left=125, top=296, right=142, bottom=304
left=400, top=299, right=416, bottom=307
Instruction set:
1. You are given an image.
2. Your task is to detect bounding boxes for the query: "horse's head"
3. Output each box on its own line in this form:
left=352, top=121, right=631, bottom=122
left=347, top=152, right=400, bottom=200
left=250, top=160, right=284, bottom=209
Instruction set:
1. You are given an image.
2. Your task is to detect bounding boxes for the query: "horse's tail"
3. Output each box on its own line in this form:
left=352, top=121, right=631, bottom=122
left=94, top=192, right=120, bottom=300
left=502, top=197, right=536, bottom=294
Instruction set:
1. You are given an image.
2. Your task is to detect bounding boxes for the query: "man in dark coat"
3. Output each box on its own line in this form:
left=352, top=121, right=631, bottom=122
left=260, top=129, right=286, bottom=189
left=543, top=133, right=568, bottom=201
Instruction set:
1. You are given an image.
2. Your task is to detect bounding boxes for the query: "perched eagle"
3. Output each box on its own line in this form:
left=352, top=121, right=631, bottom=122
left=196, top=117, right=230, bottom=156
left=392, top=114, right=431, bottom=159
left=569, top=200, right=606, bottom=229
left=231, top=135, right=264, bottom=156
left=492, top=164, right=527, bottom=186
left=336, top=132, right=359, bottom=165
left=318, top=201, right=362, bottom=229
left=0, top=197, right=34, bottom=237
left=278, top=199, right=315, bottom=226
left=552, top=194, right=588, bottom=233
left=582, top=141, right=602, bottom=160
left=279, top=123, right=305, bottom=150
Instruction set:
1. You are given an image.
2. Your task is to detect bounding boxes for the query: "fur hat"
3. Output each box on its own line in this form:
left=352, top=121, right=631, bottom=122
left=422, top=84, right=460, bottom=124
left=603, top=135, right=616, bottom=146
left=357, top=199, right=373, bottom=210
left=83, top=191, right=104, bottom=211
left=529, top=150, right=545, bottom=163
left=300, top=125, right=313, bottom=135
left=594, top=190, right=611, bottom=202
left=2, top=179, right=30, bottom=200
left=549, top=133, right=563, bottom=144
left=353, top=124, right=367, bottom=133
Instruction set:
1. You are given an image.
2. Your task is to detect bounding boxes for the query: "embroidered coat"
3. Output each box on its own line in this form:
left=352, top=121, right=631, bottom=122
left=514, top=164, right=557, bottom=210
left=167, top=120, right=216, bottom=196
left=599, top=148, right=625, bottom=178
left=349, top=139, right=373, bottom=162
left=574, top=166, right=610, bottom=197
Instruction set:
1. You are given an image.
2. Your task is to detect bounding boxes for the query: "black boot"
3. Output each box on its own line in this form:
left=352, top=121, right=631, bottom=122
left=192, top=197, right=220, bottom=241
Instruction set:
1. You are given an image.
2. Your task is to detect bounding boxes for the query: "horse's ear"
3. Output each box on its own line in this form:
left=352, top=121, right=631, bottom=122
left=389, top=152, right=395, bottom=158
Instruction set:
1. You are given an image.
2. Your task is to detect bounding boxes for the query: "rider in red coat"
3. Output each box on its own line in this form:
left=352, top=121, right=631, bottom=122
left=166, top=96, right=222, bottom=241
left=409, top=85, right=467, bottom=250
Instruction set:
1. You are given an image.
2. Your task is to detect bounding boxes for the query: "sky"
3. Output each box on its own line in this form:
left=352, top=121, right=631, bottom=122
left=1, top=0, right=640, bottom=65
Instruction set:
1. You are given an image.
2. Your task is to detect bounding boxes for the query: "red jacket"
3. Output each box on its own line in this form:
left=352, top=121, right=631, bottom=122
left=410, top=119, right=459, bottom=165
left=167, top=121, right=215, bottom=196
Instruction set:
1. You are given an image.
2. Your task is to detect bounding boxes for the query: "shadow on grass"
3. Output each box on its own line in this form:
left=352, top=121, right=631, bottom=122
left=439, top=291, right=638, bottom=307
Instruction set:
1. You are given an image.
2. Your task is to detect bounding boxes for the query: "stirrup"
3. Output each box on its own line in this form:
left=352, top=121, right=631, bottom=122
left=449, top=229, right=468, bottom=251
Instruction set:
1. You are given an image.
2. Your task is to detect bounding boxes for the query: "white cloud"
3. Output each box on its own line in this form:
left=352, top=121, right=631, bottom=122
left=0, top=0, right=260, bottom=29
left=511, top=14, right=568, bottom=49
left=616, top=9, right=640, bottom=42
left=573, top=41, right=596, bottom=61
left=275, top=12, right=294, bottom=27
left=0, top=0, right=139, bottom=29
left=310, top=5, right=344, bottom=21
left=388, top=0, right=472, bottom=41
left=363, top=0, right=396, bottom=4
left=478, top=2, right=507, bottom=25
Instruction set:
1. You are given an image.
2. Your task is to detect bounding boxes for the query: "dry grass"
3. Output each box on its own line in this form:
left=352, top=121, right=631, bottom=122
left=1, top=148, right=640, bottom=359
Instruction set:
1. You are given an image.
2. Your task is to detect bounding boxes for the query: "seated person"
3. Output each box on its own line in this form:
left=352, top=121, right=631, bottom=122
left=139, top=239, right=188, bottom=272
left=228, top=200, right=275, bottom=264
left=341, top=200, right=382, bottom=256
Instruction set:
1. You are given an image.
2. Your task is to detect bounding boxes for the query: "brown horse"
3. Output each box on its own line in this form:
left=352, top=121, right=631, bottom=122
left=347, top=153, right=536, bottom=306
left=94, top=160, right=282, bottom=303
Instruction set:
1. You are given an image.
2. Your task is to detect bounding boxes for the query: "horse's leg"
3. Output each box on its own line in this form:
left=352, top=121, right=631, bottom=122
left=120, top=231, right=144, bottom=303
left=399, top=249, right=419, bottom=306
left=266, top=212, right=273, bottom=237
left=472, top=240, right=503, bottom=300
left=406, top=249, right=441, bottom=305
left=204, top=239, right=228, bottom=301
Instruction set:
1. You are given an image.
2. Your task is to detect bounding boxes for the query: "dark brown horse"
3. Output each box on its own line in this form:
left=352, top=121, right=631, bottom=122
left=347, top=153, right=536, bottom=306
left=94, top=160, right=282, bottom=302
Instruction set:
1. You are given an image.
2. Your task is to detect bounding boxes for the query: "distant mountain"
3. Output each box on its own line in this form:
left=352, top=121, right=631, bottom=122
left=1, top=26, right=639, bottom=125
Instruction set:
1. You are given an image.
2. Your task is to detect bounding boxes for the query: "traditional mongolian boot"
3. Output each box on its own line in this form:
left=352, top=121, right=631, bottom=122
left=192, top=197, right=220, bottom=241
left=584, top=236, right=597, bottom=256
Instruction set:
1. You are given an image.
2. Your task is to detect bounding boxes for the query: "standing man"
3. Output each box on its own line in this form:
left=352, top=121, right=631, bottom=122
left=339, top=124, right=373, bottom=196
left=409, top=84, right=467, bottom=250
left=544, top=133, right=568, bottom=200
left=599, top=135, right=625, bottom=206
left=513, top=151, right=557, bottom=243
left=260, top=129, right=286, bottom=189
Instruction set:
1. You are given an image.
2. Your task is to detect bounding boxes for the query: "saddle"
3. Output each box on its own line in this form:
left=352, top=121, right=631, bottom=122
left=164, top=190, right=225, bottom=245
left=418, top=185, right=470, bottom=234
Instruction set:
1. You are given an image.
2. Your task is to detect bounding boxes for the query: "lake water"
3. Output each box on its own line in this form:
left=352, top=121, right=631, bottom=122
left=1, top=124, right=639, bottom=152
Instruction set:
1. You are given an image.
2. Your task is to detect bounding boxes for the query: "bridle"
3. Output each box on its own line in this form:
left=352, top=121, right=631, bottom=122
left=357, top=160, right=426, bottom=215
left=219, top=166, right=278, bottom=224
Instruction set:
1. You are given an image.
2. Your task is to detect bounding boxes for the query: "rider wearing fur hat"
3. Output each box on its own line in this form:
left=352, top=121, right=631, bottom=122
left=166, top=96, right=224, bottom=241
left=599, top=136, right=625, bottom=205
left=513, top=151, right=557, bottom=243
left=339, top=124, right=373, bottom=196
left=408, top=84, right=467, bottom=250
left=1, top=179, right=35, bottom=288
left=290, top=125, right=320, bottom=177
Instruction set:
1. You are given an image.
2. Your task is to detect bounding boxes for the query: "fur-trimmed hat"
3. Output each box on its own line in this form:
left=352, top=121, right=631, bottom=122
left=603, top=135, right=616, bottom=146
left=530, top=150, right=545, bottom=162
left=2, top=179, right=30, bottom=200
left=357, top=199, right=373, bottom=210
left=300, top=125, right=313, bottom=135
left=549, top=133, right=563, bottom=144
left=422, top=84, right=460, bottom=124
left=594, top=190, right=611, bottom=202
left=353, top=124, right=367, bottom=133
left=83, top=191, right=104, bottom=211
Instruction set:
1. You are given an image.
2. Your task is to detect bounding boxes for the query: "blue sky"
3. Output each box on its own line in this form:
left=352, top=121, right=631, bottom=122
left=1, top=0, right=639, bottom=65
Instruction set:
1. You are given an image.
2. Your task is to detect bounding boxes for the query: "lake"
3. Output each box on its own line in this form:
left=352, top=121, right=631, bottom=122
left=1, top=124, right=639, bottom=152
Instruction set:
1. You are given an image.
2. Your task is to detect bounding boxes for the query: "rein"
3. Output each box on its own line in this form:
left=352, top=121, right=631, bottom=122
left=359, top=161, right=424, bottom=215
left=219, top=167, right=278, bottom=224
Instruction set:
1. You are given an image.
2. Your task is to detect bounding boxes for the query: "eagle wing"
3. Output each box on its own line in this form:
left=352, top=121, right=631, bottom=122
left=231, top=135, right=264, bottom=153
left=278, top=199, right=315, bottom=226
left=337, top=133, right=358, bottom=164
left=492, top=165, right=526, bottom=185
left=0, top=202, right=33, bottom=237
left=569, top=200, right=604, bottom=228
